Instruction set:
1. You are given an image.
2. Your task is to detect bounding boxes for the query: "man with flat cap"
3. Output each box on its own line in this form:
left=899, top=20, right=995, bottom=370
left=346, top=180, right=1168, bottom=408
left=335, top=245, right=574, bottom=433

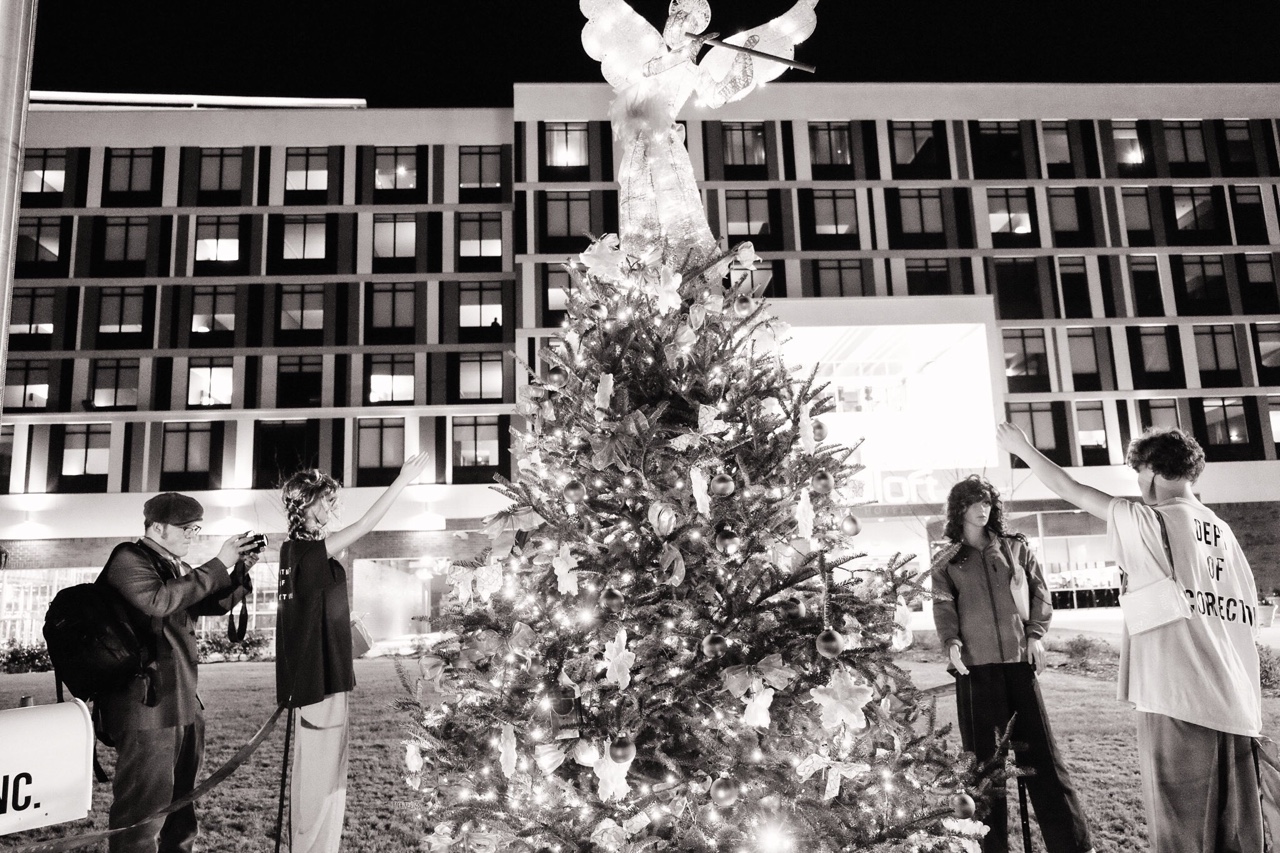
left=97, top=492, right=261, bottom=853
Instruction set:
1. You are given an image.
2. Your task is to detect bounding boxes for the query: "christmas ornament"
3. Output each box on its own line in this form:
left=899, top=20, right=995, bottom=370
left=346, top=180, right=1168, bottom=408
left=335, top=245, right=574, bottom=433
left=715, top=528, right=741, bottom=555
left=600, top=587, right=626, bottom=612
left=499, top=723, right=517, bottom=778
left=742, top=687, right=775, bottom=727
left=950, top=792, right=977, bottom=819
left=732, top=295, right=754, bottom=317
left=551, top=686, right=577, bottom=716
left=609, top=735, right=636, bottom=763
left=546, top=365, right=568, bottom=388
left=588, top=302, right=609, bottom=320
left=815, top=628, right=845, bottom=659
left=812, top=420, right=828, bottom=442
left=840, top=514, right=861, bottom=536
left=808, top=668, right=874, bottom=730
left=710, top=776, right=741, bottom=807
left=701, top=633, right=729, bottom=658
left=563, top=480, right=587, bottom=503
left=553, top=544, right=579, bottom=595
left=710, top=473, right=736, bottom=496
left=527, top=384, right=548, bottom=402
left=603, top=628, right=635, bottom=689
left=795, top=753, right=872, bottom=801
left=779, top=597, right=807, bottom=620
left=648, top=501, right=678, bottom=537
left=811, top=470, right=834, bottom=495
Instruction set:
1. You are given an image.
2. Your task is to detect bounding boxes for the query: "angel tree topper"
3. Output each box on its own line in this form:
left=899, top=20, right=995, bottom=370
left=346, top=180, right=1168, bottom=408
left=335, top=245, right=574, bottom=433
left=581, top=0, right=818, bottom=273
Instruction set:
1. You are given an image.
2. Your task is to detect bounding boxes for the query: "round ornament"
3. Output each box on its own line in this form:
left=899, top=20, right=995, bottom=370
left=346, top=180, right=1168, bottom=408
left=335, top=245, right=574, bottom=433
left=588, top=302, right=609, bottom=320
left=551, top=688, right=576, bottom=716
left=546, top=366, right=568, bottom=388
left=840, top=515, right=862, bottom=536
left=732, top=295, right=754, bottom=318
left=701, top=633, right=729, bottom=658
left=779, top=597, right=807, bottom=620
left=609, top=735, right=636, bottom=763
left=811, top=421, right=829, bottom=442
left=815, top=628, right=845, bottom=659
left=950, top=792, right=976, bottom=819
left=600, top=587, right=626, bottom=612
left=715, top=529, right=741, bottom=555
left=709, top=473, right=736, bottom=496
left=563, top=480, right=587, bottom=503
left=811, top=470, right=834, bottom=495
left=710, top=776, right=741, bottom=807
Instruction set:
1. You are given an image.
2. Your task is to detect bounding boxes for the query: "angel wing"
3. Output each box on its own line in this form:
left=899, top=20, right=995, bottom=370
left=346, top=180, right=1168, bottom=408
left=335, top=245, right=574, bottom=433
left=697, top=0, right=819, bottom=103
left=581, top=0, right=667, bottom=90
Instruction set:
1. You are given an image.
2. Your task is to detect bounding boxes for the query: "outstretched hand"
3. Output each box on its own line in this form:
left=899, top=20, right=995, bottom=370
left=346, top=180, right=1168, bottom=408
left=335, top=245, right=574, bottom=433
left=398, top=451, right=432, bottom=483
left=995, top=421, right=1032, bottom=458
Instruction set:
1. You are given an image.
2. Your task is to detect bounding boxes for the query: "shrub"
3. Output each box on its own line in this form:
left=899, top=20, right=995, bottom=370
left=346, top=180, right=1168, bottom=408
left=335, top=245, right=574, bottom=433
left=1259, top=643, right=1280, bottom=693
left=197, top=630, right=274, bottom=663
left=1060, top=634, right=1104, bottom=666
left=0, top=640, right=53, bottom=673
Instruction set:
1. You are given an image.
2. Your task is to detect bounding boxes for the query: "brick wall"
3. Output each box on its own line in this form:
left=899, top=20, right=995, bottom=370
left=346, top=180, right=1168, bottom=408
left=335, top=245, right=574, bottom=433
left=1215, top=501, right=1280, bottom=596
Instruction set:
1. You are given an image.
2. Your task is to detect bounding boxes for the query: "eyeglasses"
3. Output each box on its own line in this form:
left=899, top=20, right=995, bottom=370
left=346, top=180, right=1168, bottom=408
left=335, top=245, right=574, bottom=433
left=176, top=523, right=202, bottom=536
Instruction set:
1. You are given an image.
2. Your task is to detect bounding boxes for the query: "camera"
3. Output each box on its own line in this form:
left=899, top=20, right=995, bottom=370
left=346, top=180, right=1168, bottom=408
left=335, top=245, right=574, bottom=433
left=243, top=532, right=269, bottom=553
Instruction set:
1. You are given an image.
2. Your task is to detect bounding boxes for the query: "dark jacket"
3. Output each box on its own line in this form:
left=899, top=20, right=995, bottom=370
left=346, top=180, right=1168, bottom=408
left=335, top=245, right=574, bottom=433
left=931, top=535, right=1051, bottom=669
left=275, top=538, right=355, bottom=708
left=96, top=538, right=251, bottom=737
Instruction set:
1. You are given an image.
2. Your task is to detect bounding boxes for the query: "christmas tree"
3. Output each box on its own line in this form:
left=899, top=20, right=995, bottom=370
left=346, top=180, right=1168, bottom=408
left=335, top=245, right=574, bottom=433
left=399, top=3, right=994, bottom=850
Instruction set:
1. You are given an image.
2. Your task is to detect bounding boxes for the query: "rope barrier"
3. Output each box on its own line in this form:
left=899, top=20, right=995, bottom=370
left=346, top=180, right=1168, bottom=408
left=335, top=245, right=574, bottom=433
left=9, top=704, right=287, bottom=853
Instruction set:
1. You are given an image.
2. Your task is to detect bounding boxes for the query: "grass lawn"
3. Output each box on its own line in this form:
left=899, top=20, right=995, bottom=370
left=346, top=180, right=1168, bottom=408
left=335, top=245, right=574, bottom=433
left=3, top=656, right=1279, bottom=852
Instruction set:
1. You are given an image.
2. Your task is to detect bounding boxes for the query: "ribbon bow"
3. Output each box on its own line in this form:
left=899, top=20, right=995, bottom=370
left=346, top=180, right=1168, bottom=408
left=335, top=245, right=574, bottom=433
left=795, top=753, right=871, bottom=800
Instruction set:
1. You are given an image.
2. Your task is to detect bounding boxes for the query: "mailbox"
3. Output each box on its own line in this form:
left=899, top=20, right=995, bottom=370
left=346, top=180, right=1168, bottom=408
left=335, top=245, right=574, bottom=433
left=0, top=699, right=94, bottom=835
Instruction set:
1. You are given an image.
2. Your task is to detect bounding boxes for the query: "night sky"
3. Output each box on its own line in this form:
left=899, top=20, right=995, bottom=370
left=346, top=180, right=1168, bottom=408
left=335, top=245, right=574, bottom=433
left=30, top=0, right=1280, bottom=108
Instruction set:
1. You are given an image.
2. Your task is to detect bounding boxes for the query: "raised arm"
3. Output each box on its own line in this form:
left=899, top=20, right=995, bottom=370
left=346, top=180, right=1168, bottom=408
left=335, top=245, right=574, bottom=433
left=326, top=451, right=431, bottom=555
left=995, top=422, right=1114, bottom=520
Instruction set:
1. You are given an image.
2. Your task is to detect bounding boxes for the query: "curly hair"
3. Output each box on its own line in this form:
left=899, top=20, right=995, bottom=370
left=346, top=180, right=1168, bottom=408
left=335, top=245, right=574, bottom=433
left=280, top=469, right=340, bottom=541
left=942, top=475, right=1018, bottom=544
left=1126, top=427, right=1206, bottom=483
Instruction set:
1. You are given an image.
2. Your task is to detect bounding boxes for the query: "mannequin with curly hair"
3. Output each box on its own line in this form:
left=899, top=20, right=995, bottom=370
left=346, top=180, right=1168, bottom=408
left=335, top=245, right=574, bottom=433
left=931, top=475, right=1093, bottom=853
left=275, top=450, right=430, bottom=853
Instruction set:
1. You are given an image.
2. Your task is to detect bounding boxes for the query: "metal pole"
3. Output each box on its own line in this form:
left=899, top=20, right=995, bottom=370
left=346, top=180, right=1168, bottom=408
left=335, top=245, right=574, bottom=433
left=0, top=0, right=40, bottom=423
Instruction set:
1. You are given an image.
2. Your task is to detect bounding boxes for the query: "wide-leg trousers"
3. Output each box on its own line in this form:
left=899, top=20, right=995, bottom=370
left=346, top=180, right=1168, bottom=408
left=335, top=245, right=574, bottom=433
left=955, top=663, right=1093, bottom=853
left=290, top=691, right=350, bottom=853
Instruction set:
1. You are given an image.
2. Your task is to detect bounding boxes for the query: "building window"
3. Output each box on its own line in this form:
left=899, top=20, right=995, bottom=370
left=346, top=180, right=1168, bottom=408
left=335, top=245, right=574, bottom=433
left=283, top=215, right=326, bottom=260
left=1003, top=328, right=1049, bottom=392
left=162, top=422, right=212, bottom=479
left=99, top=287, right=146, bottom=334
left=200, top=148, right=242, bottom=192
left=103, top=216, right=149, bottom=263
left=1113, top=121, right=1145, bottom=168
left=1042, top=122, right=1071, bottom=171
left=374, top=214, right=416, bottom=259
left=107, top=148, right=153, bottom=193
left=991, top=257, right=1043, bottom=319
left=458, top=352, right=503, bottom=400
left=454, top=415, right=499, bottom=466
left=1180, top=254, right=1227, bottom=311
left=91, top=358, right=139, bottom=409
left=546, top=192, right=591, bottom=238
left=1201, top=397, right=1249, bottom=445
left=1253, top=324, right=1280, bottom=384
left=1194, top=324, right=1240, bottom=386
left=9, top=287, right=55, bottom=335
left=987, top=188, right=1033, bottom=235
left=906, top=258, right=950, bottom=296
left=544, top=267, right=572, bottom=326
left=3, top=359, right=48, bottom=409
left=1122, top=187, right=1151, bottom=240
left=725, top=190, right=772, bottom=238
left=17, top=217, right=61, bottom=263
left=1223, top=120, right=1254, bottom=170
left=280, top=284, right=325, bottom=330
left=194, top=216, right=240, bottom=262
left=62, top=424, right=111, bottom=477
left=367, top=353, right=414, bottom=404
left=1048, top=188, right=1080, bottom=233
left=460, top=282, right=504, bottom=329
left=374, top=147, right=417, bottom=190
left=1172, top=186, right=1217, bottom=232
left=972, top=121, right=1024, bottom=178
left=369, top=282, right=415, bottom=331
left=278, top=356, right=323, bottom=408
left=285, top=147, right=328, bottom=191
left=723, top=122, right=767, bottom=166
left=729, top=262, right=779, bottom=299
left=809, top=122, right=851, bottom=166
left=812, top=190, right=857, bottom=236
left=1138, top=327, right=1173, bottom=372
left=192, top=286, right=236, bottom=334
left=357, top=418, right=405, bottom=472
left=1067, top=328, right=1101, bottom=390
left=1130, top=255, right=1163, bottom=316
left=22, top=148, right=66, bottom=194
left=891, top=121, right=939, bottom=171
left=1008, top=402, right=1057, bottom=451
left=815, top=260, right=867, bottom=297
left=1076, top=401, right=1108, bottom=464
left=1058, top=256, right=1091, bottom=318
left=459, top=212, right=502, bottom=257
left=1140, top=399, right=1181, bottom=431
left=544, top=122, right=589, bottom=168
left=1164, top=121, right=1206, bottom=166
left=1243, top=256, right=1280, bottom=314
left=188, top=358, right=233, bottom=407
left=1231, top=185, right=1267, bottom=245
left=899, top=188, right=943, bottom=234
left=460, top=146, right=502, bottom=189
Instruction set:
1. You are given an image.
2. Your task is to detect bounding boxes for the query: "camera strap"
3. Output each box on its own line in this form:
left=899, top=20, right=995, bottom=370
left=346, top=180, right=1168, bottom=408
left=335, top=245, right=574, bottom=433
left=227, top=598, right=248, bottom=643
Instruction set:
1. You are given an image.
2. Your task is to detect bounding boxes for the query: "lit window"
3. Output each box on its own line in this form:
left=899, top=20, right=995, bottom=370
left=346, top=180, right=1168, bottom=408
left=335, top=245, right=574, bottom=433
left=162, top=423, right=212, bottom=475
left=280, top=284, right=325, bottom=330
left=546, top=192, right=591, bottom=238
left=192, top=286, right=236, bottom=334
left=91, top=358, right=139, bottom=408
left=809, top=122, right=851, bottom=166
left=988, top=188, right=1032, bottom=234
left=1007, top=402, right=1057, bottom=450
left=374, top=147, right=416, bottom=190
left=104, top=217, right=149, bottom=262
left=358, top=418, right=405, bottom=468
left=723, top=122, right=767, bottom=167
left=285, top=147, right=328, bottom=191
left=1164, top=120, right=1206, bottom=165
left=1143, top=399, right=1181, bottom=430
left=374, top=214, right=416, bottom=258
left=195, top=216, right=240, bottom=262
left=460, top=282, right=504, bottom=328
left=1048, top=189, right=1079, bottom=232
left=283, top=215, right=326, bottom=259
left=17, top=217, right=61, bottom=262
left=1122, top=187, right=1151, bottom=231
left=1172, top=186, right=1216, bottom=231
left=1202, top=397, right=1248, bottom=445
left=546, top=268, right=572, bottom=314
left=1042, top=122, right=1071, bottom=166
left=460, top=146, right=503, bottom=188
left=813, top=190, right=857, bottom=235
left=1113, top=121, right=1144, bottom=166
left=107, top=148, right=153, bottom=193
left=370, top=282, right=415, bottom=329
left=1138, top=327, right=1172, bottom=372
left=199, top=148, right=242, bottom=192
left=725, top=190, right=771, bottom=237
left=1076, top=401, right=1107, bottom=448
left=1182, top=255, right=1226, bottom=301
left=454, top=415, right=499, bottom=466
left=9, top=287, right=55, bottom=335
left=816, top=260, right=864, bottom=297
left=544, top=122, right=589, bottom=167
left=99, top=287, right=146, bottom=334
left=1003, top=329, right=1048, bottom=378
left=898, top=189, right=943, bottom=234
left=1194, top=324, right=1238, bottom=372
left=3, top=359, right=48, bottom=409
left=22, top=149, right=66, bottom=193
left=62, top=424, right=110, bottom=476
left=891, top=121, right=934, bottom=166
left=368, top=354, right=414, bottom=403
left=1067, top=328, right=1099, bottom=375
left=188, top=358, right=233, bottom=406
left=459, top=212, right=502, bottom=257
left=458, top=352, right=503, bottom=399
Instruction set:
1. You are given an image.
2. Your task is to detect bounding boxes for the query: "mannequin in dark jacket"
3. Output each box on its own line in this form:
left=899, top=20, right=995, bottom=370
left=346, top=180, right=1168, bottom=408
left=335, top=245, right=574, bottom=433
left=931, top=476, right=1094, bottom=853
left=98, top=493, right=259, bottom=853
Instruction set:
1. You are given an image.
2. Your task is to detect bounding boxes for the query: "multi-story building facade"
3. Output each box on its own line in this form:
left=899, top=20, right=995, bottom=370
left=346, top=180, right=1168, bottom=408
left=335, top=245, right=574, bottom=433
left=5, top=82, right=1280, bottom=643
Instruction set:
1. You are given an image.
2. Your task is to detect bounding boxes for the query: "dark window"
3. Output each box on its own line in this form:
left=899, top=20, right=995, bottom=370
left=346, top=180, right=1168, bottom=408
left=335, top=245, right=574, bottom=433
left=971, top=121, right=1025, bottom=179
left=3, top=359, right=48, bottom=409
left=1076, top=401, right=1109, bottom=465
left=1253, top=323, right=1280, bottom=386
left=1067, top=328, right=1105, bottom=391
left=731, top=260, right=785, bottom=299
left=1003, top=328, right=1050, bottom=392
left=17, top=216, right=62, bottom=263
left=253, top=419, right=320, bottom=488
left=1058, top=256, right=1091, bottom=318
left=9, top=287, right=55, bottom=337
left=890, top=121, right=948, bottom=179
left=905, top=258, right=950, bottom=295
left=161, top=422, right=218, bottom=492
left=1221, top=120, right=1257, bottom=176
left=1122, top=187, right=1154, bottom=246
left=367, top=282, right=416, bottom=344
left=366, top=353, right=415, bottom=404
left=991, top=258, right=1042, bottom=319
left=1164, top=121, right=1209, bottom=176
left=1129, top=256, right=1164, bottom=317
left=107, top=148, right=154, bottom=194
left=725, top=190, right=773, bottom=242
left=1231, top=186, right=1268, bottom=245
left=90, top=358, right=139, bottom=409
left=809, top=122, right=852, bottom=176
left=1007, top=401, right=1069, bottom=467
left=460, top=145, right=503, bottom=201
left=987, top=188, right=1037, bottom=248
left=1127, top=326, right=1185, bottom=389
left=546, top=192, right=591, bottom=238
left=888, top=187, right=945, bottom=249
left=1170, top=186, right=1220, bottom=236
left=279, top=283, right=325, bottom=333
left=723, top=122, right=768, bottom=171
left=22, top=148, right=66, bottom=196
left=0, top=425, right=12, bottom=494
left=1241, top=255, right=1280, bottom=314
left=191, top=285, right=236, bottom=344
left=282, top=214, right=327, bottom=260
left=278, top=356, right=323, bottom=408
left=198, top=148, right=243, bottom=204
left=1174, top=254, right=1230, bottom=315
left=1049, top=188, right=1094, bottom=247
left=1194, top=324, right=1241, bottom=387
left=452, top=415, right=505, bottom=484
left=1042, top=122, right=1072, bottom=178
left=98, top=286, right=147, bottom=336
left=815, top=260, right=869, bottom=297
left=812, top=190, right=857, bottom=239
left=356, top=417, right=405, bottom=486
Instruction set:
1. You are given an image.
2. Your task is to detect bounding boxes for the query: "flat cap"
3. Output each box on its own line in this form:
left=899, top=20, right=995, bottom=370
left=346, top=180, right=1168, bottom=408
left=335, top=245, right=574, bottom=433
left=143, top=492, right=204, bottom=527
